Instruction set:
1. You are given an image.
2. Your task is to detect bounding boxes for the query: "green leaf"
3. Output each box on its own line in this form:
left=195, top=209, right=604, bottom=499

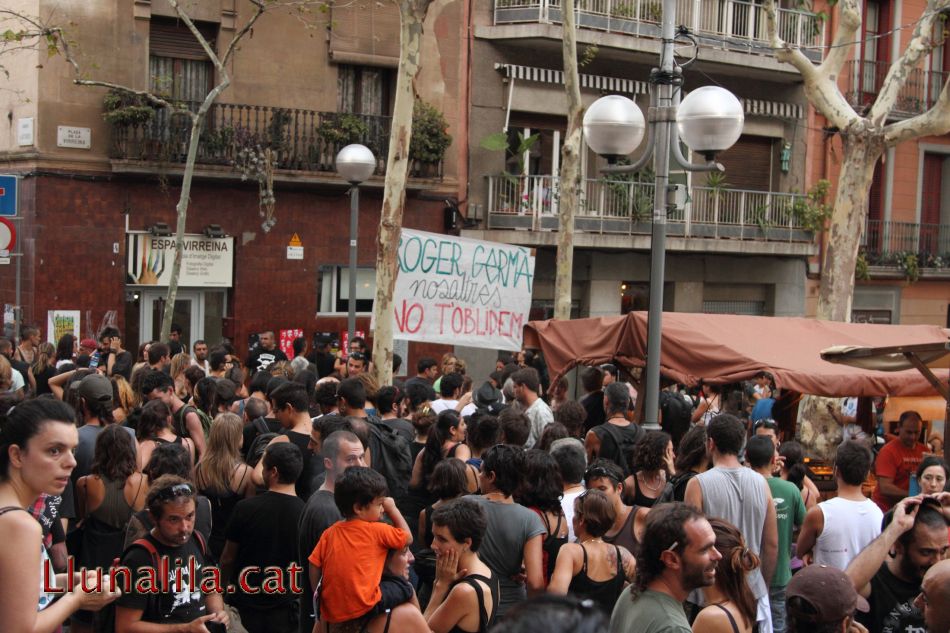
left=480, top=132, right=509, bottom=152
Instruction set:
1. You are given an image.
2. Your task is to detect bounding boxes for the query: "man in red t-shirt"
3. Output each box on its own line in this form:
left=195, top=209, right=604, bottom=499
left=872, top=411, right=929, bottom=511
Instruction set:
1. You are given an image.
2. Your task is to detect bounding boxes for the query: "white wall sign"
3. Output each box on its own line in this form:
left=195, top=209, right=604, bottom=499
left=126, top=233, right=234, bottom=287
left=17, top=118, right=34, bottom=146
left=287, top=245, right=304, bottom=260
left=387, top=229, right=535, bottom=351
left=56, top=126, right=91, bottom=149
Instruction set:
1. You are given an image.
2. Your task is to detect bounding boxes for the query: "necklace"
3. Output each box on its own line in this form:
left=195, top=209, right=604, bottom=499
left=639, top=472, right=664, bottom=492
left=580, top=537, right=603, bottom=545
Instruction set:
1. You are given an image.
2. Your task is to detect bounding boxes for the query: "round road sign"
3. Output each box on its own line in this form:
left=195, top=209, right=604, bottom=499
left=0, top=217, right=15, bottom=252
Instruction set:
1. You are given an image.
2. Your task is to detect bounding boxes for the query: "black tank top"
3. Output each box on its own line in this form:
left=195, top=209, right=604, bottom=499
left=535, top=509, right=568, bottom=583
left=447, top=573, right=498, bottom=633
left=628, top=473, right=660, bottom=508
left=567, top=543, right=626, bottom=615
left=198, top=464, right=248, bottom=559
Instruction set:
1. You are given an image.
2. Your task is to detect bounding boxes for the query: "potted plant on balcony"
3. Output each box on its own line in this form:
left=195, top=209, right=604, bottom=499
left=410, top=100, right=451, bottom=178
left=102, top=89, right=157, bottom=127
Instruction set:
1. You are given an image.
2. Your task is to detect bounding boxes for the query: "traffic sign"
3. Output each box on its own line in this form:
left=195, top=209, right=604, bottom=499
left=0, top=217, right=16, bottom=252
left=0, top=175, right=18, bottom=217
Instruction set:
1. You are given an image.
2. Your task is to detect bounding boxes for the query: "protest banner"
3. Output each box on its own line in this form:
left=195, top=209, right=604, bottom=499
left=389, top=229, right=534, bottom=351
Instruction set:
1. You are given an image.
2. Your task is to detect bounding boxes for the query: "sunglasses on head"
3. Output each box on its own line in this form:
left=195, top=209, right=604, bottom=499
left=155, top=482, right=195, bottom=502
left=349, top=352, right=367, bottom=361
left=584, top=465, right=620, bottom=483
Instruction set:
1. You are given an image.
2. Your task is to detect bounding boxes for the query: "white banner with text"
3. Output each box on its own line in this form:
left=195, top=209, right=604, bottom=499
left=388, top=229, right=534, bottom=351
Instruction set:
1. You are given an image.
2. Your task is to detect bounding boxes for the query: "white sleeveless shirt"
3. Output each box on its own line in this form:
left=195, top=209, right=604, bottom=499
left=814, top=496, right=883, bottom=570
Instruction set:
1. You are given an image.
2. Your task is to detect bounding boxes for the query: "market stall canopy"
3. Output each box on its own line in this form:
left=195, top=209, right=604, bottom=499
left=821, top=341, right=950, bottom=400
left=523, top=312, right=950, bottom=397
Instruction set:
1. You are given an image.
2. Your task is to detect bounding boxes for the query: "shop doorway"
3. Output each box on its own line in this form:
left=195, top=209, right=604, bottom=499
left=126, top=289, right=227, bottom=350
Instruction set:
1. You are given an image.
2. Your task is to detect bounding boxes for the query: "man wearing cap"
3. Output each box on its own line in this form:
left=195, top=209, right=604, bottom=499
left=786, top=565, right=869, bottom=633
left=915, top=559, right=950, bottom=633
left=72, top=373, right=137, bottom=483
left=847, top=496, right=950, bottom=633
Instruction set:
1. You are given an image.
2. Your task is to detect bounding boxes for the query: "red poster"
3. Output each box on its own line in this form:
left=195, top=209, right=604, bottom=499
left=280, top=328, right=304, bottom=358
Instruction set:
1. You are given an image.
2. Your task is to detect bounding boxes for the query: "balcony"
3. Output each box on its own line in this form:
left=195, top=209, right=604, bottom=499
left=844, top=60, right=949, bottom=117
left=479, top=174, right=814, bottom=248
left=863, top=220, right=950, bottom=274
left=108, top=102, right=443, bottom=180
left=492, top=0, right=823, bottom=61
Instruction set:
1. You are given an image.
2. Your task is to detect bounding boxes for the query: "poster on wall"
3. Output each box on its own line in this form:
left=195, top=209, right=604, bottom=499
left=126, top=233, right=234, bottom=287
left=47, top=310, right=81, bottom=343
left=280, top=328, right=304, bottom=358
left=386, top=229, right=535, bottom=351
left=3, top=304, right=15, bottom=338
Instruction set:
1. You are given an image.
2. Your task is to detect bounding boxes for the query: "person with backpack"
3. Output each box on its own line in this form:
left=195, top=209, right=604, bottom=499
left=337, top=378, right=413, bottom=503
left=251, top=382, right=322, bottom=502
left=584, top=382, right=643, bottom=476
left=141, top=369, right=208, bottom=458
left=114, top=475, right=230, bottom=632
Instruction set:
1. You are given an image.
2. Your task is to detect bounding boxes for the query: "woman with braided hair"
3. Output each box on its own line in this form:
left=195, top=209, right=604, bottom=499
left=692, top=518, right=760, bottom=633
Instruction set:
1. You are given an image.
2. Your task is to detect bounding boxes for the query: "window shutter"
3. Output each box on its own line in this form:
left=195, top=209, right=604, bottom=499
left=150, top=19, right=218, bottom=61
left=714, top=136, right=774, bottom=192
left=329, top=0, right=400, bottom=67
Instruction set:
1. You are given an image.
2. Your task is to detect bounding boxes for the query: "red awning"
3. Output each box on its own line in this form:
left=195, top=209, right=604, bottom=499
left=524, top=312, right=949, bottom=397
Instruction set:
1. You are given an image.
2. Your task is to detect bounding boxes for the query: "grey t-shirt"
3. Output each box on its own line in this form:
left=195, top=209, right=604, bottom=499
left=297, top=489, right=342, bottom=633
left=470, top=495, right=546, bottom=617
left=610, top=588, right=691, bottom=633
left=695, top=466, right=769, bottom=599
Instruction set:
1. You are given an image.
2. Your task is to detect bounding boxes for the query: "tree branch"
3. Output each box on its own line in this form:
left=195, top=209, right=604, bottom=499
left=818, top=0, right=862, bottom=80
left=762, top=0, right=819, bottom=81
left=221, top=0, right=268, bottom=67
left=869, top=0, right=950, bottom=125
left=885, top=75, right=950, bottom=146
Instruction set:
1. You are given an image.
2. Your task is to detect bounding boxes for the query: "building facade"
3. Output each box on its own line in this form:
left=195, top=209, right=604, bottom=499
left=462, top=0, right=823, bottom=320
left=0, top=0, right=465, bottom=364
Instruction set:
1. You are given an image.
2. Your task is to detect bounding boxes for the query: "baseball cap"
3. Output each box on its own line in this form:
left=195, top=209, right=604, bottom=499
left=79, top=338, right=98, bottom=350
left=76, top=374, right=114, bottom=407
left=786, top=565, right=869, bottom=624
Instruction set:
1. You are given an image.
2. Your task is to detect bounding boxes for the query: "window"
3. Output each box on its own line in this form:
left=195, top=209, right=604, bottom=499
left=319, top=266, right=376, bottom=313
left=337, top=65, right=393, bottom=116
left=702, top=300, right=766, bottom=316
left=852, top=309, right=892, bottom=324
left=855, top=1, right=891, bottom=101
left=149, top=18, right=217, bottom=102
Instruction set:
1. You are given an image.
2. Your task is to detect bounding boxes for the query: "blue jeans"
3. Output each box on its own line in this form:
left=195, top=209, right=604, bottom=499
left=769, top=586, right=787, bottom=633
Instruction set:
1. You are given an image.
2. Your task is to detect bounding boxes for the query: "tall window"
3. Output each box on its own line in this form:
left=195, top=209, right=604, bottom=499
left=149, top=19, right=217, bottom=103
left=857, top=1, right=890, bottom=100
left=337, top=65, right=392, bottom=116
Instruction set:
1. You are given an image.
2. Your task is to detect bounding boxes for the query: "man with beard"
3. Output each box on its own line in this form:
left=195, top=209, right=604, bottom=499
left=847, top=496, right=949, bottom=633
left=191, top=339, right=210, bottom=374
left=115, top=475, right=229, bottom=632
left=246, top=330, right=288, bottom=375
left=610, top=502, right=721, bottom=633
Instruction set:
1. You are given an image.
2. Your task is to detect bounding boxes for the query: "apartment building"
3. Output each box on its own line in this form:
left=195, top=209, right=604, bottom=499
left=808, top=0, right=950, bottom=326
left=461, top=0, right=824, bottom=320
left=0, top=0, right=464, bottom=357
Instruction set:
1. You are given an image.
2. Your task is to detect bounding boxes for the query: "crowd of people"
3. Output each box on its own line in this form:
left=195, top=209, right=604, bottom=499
left=0, top=324, right=948, bottom=633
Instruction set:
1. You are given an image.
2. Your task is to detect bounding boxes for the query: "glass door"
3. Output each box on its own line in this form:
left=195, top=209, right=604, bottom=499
left=140, top=289, right=202, bottom=348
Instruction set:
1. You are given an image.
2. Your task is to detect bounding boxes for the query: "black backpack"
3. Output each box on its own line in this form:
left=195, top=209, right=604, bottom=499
left=246, top=431, right=279, bottom=468
left=659, top=391, right=692, bottom=447
left=597, top=422, right=644, bottom=477
left=367, top=416, right=413, bottom=500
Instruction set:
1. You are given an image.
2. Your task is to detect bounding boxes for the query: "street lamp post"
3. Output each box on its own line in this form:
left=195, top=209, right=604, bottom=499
left=583, top=0, right=744, bottom=430
left=335, top=144, right=376, bottom=349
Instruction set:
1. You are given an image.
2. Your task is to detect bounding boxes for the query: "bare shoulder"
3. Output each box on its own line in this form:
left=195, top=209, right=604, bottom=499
left=693, top=605, right=734, bottom=633
left=0, top=508, right=41, bottom=534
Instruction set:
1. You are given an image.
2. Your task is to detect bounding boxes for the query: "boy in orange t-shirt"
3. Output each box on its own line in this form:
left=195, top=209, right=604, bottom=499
left=309, top=466, right=412, bottom=625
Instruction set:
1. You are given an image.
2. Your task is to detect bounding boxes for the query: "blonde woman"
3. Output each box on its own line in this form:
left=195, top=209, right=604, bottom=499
left=169, top=352, right=193, bottom=399
left=0, top=354, right=19, bottom=397
left=194, top=412, right=254, bottom=559
left=111, top=375, right=137, bottom=423
left=31, top=342, right=57, bottom=396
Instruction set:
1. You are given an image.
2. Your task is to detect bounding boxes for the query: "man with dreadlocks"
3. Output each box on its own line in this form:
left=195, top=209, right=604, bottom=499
left=609, top=503, right=722, bottom=633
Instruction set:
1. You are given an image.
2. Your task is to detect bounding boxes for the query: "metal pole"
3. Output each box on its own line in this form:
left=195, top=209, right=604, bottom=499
left=347, top=183, right=359, bottom=347
left=14, top=230, right=21, bottom=343
left=642, top=0, right=677, bottom=430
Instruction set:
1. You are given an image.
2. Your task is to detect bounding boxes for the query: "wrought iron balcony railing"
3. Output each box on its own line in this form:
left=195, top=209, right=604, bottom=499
left=108, top=102, right=443, bottom=178
left=863, top=219, right=950, bottom=268
left=844, top=60, right=949, bottom=116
